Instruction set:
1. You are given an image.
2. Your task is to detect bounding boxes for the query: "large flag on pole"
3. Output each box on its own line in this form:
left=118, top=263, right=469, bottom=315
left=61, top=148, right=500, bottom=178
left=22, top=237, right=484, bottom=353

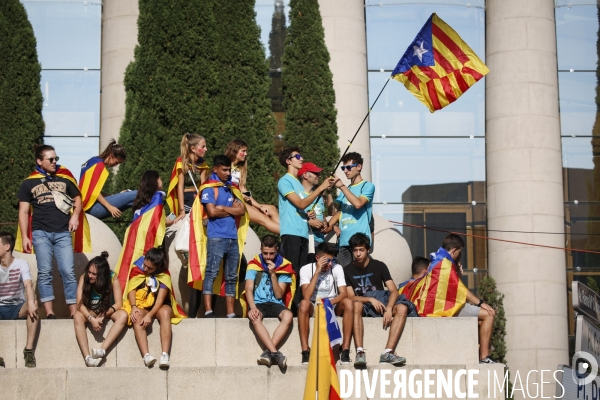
left=391, top=13, right=489, bottom=113
left=303, top=300, right=341, bottom=400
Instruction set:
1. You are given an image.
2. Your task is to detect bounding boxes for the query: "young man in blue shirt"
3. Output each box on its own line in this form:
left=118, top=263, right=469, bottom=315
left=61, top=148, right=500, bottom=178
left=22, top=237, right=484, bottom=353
left=328, top=152, right=375, bottom=267
left=277, top=147, right=334, bottom=305
left=201, top=155, right=246, bottom=318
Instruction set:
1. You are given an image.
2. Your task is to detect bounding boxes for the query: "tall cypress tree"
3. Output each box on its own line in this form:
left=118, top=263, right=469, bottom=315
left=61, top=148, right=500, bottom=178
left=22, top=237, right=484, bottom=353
left=282, top=0, right=339, bottom=174
left=0, top=1, right=44, bottom=228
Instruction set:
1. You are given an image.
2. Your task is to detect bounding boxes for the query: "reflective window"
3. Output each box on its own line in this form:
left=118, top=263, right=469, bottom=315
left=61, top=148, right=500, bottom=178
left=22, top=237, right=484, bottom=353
left=21, top=0, right=101, bottom=70
left=41, top=71, right=100, bottom=137
left=44, top=137, right=99, bottom=178
left=558, top=72, right=598, bottom=137
left=556, top=5, right=599, bottom=70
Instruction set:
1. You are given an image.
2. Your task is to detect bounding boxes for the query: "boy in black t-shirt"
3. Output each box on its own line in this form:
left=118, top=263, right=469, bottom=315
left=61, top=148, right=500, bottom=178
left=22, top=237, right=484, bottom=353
left=344, top=233, right=413, bottom=369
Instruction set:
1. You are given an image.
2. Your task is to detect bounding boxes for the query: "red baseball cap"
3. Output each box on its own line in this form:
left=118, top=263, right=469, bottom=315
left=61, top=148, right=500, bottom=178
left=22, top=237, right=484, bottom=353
left=298, top=162, right=323, bottom=177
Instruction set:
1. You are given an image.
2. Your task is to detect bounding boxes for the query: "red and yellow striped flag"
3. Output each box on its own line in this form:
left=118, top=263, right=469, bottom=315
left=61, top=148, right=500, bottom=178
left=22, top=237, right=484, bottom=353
left=391, top=13, right=489, bottom=112
left=398, top=248, right=467, bottom=317
left=166, top=157, right=209, bottom=215
left=79, top=157, right=109, bottom=211
left=303, top=301, right=341, bottom=400
left=113, top=192, right=166, bottom=290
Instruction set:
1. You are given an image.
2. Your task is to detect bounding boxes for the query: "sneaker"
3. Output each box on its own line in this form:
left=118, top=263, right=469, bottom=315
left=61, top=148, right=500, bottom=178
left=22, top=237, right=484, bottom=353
left=340, top=349, right=352, bottom=365
left=379, top=351, right=406, bottom=366
left=23, top=349, right=36, bottom=368
left=301, top=350, right=310, bottom=365
left=204, top=312, right=216, bottom=318
left=271, top=351, right=287, bottom=368
left=479, top=356, right=497, bottom=364
left=257, top=350, right=272, bottom=367
left=354, top=350, right=367, bottom=369
left=144, top=353, right=157, bottom=367
left=91, top=348, right=105, bottom=359
left=85, top=355, right=101, bottom=367
left=159, top=352, right=170, bottom=369
left=46, top=314, right=56, bottom=320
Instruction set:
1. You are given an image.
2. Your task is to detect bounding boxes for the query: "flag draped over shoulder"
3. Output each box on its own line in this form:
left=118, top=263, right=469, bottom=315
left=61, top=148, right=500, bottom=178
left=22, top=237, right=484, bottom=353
left=398, top=247, right=467, bottom=317
left=391, top=13, right=489, bottom=113
left=122, top=256, right=186, bottom=324
left=303, top=301, right=341, bottom=400
left=188, top=177, right=249, bottom=294
left=113, top=192, right=166, bottom=290
left=239, top=254, right=296, bottom=317
left=79, top=157, right=109, bottom=211
left=165, top=157, right=209, bottom=215
left=15, top=166, right=92, bottom=254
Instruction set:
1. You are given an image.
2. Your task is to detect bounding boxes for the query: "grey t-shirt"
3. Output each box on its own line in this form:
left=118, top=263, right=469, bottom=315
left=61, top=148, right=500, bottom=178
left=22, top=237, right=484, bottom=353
left=0, top=258, right=31, bottom=305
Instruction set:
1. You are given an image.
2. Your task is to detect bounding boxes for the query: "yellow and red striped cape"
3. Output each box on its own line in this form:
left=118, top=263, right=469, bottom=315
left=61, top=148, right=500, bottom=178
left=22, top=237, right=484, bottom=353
left=303, top=301, right=341, bottom=400
left=113, top=192, right=166, bottom=291
left=391, top=13, right=489, bottom=113
left=188, top=178, right=249, bottom=294
left=122, top=256, right=186, bottom=324
left=239, top=254, right=296, bottom=318
left=398, top=248, right=467, bottom=317
left=79, top=157, right=109, bottom=211
left=15, top=167, right=92, bottom=254
left=165, top=157, right=209, bottom=215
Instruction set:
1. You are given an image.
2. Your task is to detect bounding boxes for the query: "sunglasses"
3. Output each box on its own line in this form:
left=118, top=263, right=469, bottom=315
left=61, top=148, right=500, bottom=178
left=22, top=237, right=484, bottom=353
left=288, top=154, right=302, bottom=160
left=340, top=163, right=358, bottom=171
left=323, top=258, right=337, bottom=264
left=45, top=157, right=60, bottom=163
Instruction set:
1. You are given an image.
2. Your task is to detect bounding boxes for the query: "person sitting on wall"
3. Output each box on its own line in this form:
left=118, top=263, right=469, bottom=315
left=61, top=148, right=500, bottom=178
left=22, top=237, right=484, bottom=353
left=298, top=242, right=353, bottom=365
left=0, top=232, right=39, bottom=368
left=344, top=233, right=414, bottom=369
left=397, top=256, right=429, bottom=290
left=241, top=235, right=295, bottom=368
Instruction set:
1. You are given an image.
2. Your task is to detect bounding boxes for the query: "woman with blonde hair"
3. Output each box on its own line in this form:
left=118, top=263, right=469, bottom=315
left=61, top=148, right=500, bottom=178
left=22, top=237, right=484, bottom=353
left=165, top=133, right=209, bottom=221
left=225, top=139, right=279, bottom=234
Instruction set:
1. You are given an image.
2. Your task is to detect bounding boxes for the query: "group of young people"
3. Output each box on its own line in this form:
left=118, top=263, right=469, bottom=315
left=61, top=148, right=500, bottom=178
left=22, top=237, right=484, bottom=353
left=0, top=135, right=497, bottom=369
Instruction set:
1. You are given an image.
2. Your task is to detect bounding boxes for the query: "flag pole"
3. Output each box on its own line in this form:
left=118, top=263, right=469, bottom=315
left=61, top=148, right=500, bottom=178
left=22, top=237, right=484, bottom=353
left=330, top=76, right=392, bottom=176
left=315, top=300, right=320, bottom=400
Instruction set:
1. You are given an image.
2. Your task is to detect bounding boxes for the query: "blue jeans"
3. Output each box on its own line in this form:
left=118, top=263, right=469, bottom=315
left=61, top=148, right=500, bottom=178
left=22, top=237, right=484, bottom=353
left=87, top=190, right=138, bottom=219
left=203, top=238, right=239, bottom=296
left=32, top=230, right=77, bottom=304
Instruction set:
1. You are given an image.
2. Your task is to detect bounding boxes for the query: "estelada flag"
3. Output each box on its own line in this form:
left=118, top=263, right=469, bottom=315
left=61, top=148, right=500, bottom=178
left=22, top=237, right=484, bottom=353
left=165, top=157, right=209, bottom=215
left=187, top=175, right=249, bottom=295
left=239, top=254, right=296, bottom=317
left=15, top=166, right=92, bottom=254
left=113, top=192, right=166, bottom=290
left=79, top=157, right=109, bottom=211
left=303, top=301, right=341, bottom=400
left=122, top=255, right=186, bottom=324
left=398, top=247, right=467, bottom=317
left=391, top=13, right=489, bottom=112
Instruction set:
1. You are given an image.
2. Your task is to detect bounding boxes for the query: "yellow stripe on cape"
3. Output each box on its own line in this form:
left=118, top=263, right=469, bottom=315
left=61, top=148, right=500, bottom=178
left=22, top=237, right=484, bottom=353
left=80, top=161, right=109, bottom=211
left=166, top=158, right=209, bottom=215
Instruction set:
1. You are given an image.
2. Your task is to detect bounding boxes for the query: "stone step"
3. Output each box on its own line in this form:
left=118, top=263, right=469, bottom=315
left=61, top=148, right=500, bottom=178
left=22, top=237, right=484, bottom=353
left=0, top=317, right=478, bottom=369
left=0, top=365, right=506, bottom=400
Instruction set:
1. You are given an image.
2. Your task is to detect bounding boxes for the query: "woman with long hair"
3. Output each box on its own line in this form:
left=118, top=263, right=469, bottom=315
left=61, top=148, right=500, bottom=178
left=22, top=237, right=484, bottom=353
left=166, top=133, right=209, bottom=221
left=81, top=139, right=137, bottom=219
left=73, top=251, right=128, bottom=367
left=122, top=247, right=186, bottom=368
left=225, top=139, right=280, bottom=234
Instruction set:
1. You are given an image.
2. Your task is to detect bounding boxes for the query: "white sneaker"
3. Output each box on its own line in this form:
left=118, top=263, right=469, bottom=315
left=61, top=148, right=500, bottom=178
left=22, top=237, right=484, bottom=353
left=159, top=352, right=170, bottom=369
left=91, top=348, right=105, bottom=359
left=144, top=353, right=157, bottom=367
left=85, top=355, right=101, bottom=367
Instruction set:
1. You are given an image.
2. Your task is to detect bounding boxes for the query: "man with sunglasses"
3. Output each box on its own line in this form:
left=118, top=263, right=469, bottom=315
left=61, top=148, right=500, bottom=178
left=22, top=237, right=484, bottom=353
left=277, top=148, right=335, bottom=307
left=298, top=242, right=353, bottom=365
left=328, top=152, right=375, bottom=268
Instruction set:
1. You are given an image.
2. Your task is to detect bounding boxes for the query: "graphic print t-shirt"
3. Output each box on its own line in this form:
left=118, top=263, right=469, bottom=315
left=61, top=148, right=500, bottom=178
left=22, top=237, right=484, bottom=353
left=344, top=259, right=392, bottom=297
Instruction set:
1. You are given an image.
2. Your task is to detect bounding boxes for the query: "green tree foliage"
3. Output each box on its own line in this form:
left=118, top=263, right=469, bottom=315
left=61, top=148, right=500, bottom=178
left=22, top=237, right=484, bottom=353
left=282, top=0, right=339, bottom=175
left=0, top=0, right=44, bottom=229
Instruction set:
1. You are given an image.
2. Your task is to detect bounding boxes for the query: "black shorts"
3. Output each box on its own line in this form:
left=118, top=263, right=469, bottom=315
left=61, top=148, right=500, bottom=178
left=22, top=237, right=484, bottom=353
left=255, top=302, right=288, bottom=319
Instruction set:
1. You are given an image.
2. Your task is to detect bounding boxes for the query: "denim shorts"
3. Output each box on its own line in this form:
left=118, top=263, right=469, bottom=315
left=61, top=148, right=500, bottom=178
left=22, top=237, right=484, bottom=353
left=0, top=302, right=24, bottom=320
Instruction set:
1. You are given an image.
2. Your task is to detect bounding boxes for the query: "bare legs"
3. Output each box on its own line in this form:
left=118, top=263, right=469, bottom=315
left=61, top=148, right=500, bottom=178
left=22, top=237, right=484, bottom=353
left=478, top=308, right=495, bottom=359
left=132, top=305, right=173, bottom=356
left=18, top=302, right=39, bottom=350
left=250, top=310, right=293, bottom=353
left=73, top=309, right=129, bottom=360
left=247, top=205, right=280, bottom=234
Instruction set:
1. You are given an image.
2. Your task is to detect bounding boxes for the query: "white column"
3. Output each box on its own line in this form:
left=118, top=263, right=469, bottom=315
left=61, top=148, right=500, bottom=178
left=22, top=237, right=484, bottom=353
left=319, top=0, right=371, bottom=180
left=486, top=0, right=568, bottom=396
left=100, top=0, right=139, bottom=149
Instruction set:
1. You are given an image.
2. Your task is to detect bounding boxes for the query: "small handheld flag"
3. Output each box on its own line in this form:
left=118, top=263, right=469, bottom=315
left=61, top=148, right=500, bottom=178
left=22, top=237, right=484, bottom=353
left=323, top=298, right=342, bottom=348
left=391, top=13, right=489, bottom=113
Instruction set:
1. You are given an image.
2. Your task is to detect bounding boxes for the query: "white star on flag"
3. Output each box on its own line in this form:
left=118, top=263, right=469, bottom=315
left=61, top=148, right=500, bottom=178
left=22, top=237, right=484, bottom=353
left=413, top=40, right=428, bottom=62
left=328, top=306, right=339, bottom=330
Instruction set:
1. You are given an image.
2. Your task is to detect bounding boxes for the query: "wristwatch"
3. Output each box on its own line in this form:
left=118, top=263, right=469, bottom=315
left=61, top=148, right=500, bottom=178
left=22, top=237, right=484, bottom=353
left=477, top=299, right=485, bottom=307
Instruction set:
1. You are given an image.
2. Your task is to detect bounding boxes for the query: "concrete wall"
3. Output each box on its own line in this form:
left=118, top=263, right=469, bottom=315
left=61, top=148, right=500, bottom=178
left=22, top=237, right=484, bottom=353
left=485, top=0, right=568, bottom=397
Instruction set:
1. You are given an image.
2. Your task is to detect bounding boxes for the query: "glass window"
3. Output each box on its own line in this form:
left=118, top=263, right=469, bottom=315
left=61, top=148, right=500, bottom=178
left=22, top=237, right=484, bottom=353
left=365, top=4, right=485, bottom=71
left=371, top=137, right=485, bottom=203
left=556, top=6, right=599, bottom=71
left=44, top=137, right=99, bottom=179
left=368, top=72, right=485, bottom=137
left=41, top=70, right=100, bottom=137
left=21, top=0, right=102, bottom=70
left=558, top=72, right=598, bottom=137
